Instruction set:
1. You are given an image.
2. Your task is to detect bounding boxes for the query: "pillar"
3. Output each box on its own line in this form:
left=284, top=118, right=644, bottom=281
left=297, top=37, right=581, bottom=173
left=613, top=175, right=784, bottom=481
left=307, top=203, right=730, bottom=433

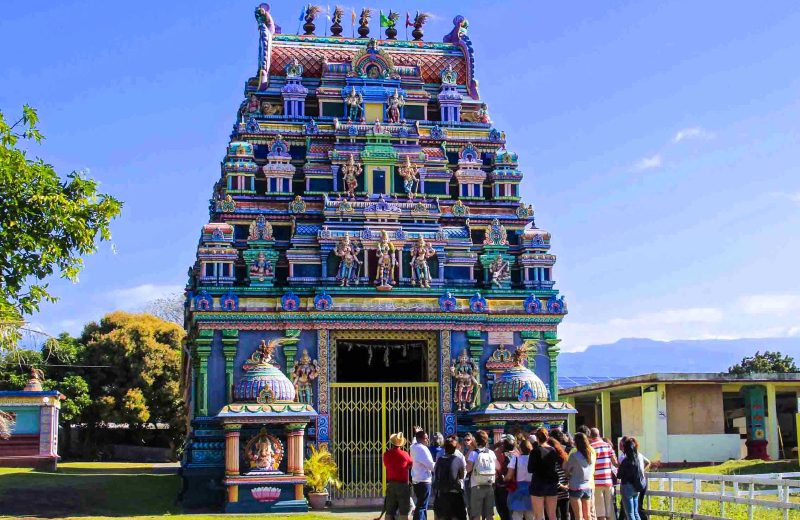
left=766, top=383, right=779, bottom=460
left=641, top=384, right=668, bottom=463
left=466, top=330, right=483, bottom=366
left=221, top=329, right=239, bottom=405
left=194, top=329, right=214, bottom=417
left=283, top=329, right=301, bottom=377
left=492, top=426, right=505, bottom=445
left=224, top=424, right=241, bottom=503
left=564, top=396, right=576, bottom=433
left=286, top=423, right=306, bottom=476
left=600, top=390, right=612, bottom=437
left=545, top=338, right=561, bottom=401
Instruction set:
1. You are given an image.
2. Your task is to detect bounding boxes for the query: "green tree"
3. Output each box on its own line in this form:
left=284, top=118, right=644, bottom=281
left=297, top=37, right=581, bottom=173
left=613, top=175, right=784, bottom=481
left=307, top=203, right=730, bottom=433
left=80, top=312, right=186, bottom=445
left=728, top=350, right=799, bottom=375
left=0, top=105, right=122, bottom=351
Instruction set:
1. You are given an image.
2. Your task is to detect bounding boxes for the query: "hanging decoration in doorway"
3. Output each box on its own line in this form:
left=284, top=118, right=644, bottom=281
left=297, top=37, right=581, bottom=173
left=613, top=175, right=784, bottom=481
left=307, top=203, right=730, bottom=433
left=345, top=342, right=424, bottom=367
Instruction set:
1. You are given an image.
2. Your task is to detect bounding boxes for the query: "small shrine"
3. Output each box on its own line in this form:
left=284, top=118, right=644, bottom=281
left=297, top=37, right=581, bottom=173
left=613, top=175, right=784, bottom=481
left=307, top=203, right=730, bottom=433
left=0, top=368, right=64, bottom=471
left=216, top=338, right=317, bottom=513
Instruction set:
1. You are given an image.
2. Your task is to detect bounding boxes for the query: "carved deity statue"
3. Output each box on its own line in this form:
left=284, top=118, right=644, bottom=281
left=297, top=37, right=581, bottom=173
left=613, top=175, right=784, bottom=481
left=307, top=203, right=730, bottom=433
left=245, top=428, right=283, bottom=472
left=246, top=94, right=261, bottom=114
left=397, top=156, right=419, bottom=199
left=386, top=88, right=405, bottom=124
left=292, top=349, right=319, bottom=404
left=249, top=252, right=273, bottom=281
left=334, top=234, right=361, bottom=286
left=340, top=154, right=362, bottom=198
left=344, top=86, right=363, bottom=121
left=409, top=236, right=436, bottom=288
left=489, top=255, right=510, bottom=288
left=476, top=103, right=491, bottom=124
left=248, top=215, right=273, bottom=241
left=450, top=348, right=481, bottom=412
left=332, top=5, right=343, bottom=25
left=374, top=230, right=396, bottom=289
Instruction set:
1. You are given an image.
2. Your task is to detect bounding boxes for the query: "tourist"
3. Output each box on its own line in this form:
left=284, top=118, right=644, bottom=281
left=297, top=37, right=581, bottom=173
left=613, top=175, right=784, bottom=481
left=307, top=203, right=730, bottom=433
left=383, top=432, right=413, bottom=520
left=466, top=430, right=497, bottom=520
left=527, top=428, right=560, bottom=520
left=589, top=428, right=618, bottom=520
left=430, top=432, right=445, bottom=462
left=410, top=430, right=435, bottom=520
left=494, top=435, right=516, bottom=520
left=550, top=427, right=573, bottom=454
left=505, top=439, right=533, bottom=520
left=433, top=436, right=468, bottom=520
left=617, top=438, right=648, bottom=520
left=618, top=437, right=650, bottom=520
left=462, top=432, right=476, bottom=504
left=548, top=437, right=570, bottom=520
left=564, top=432, right=595, bottom=520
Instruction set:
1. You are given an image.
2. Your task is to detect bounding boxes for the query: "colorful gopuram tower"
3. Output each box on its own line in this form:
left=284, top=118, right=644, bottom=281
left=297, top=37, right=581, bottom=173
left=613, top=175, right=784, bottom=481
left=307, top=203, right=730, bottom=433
left=181, top=5, right=573, bottom=511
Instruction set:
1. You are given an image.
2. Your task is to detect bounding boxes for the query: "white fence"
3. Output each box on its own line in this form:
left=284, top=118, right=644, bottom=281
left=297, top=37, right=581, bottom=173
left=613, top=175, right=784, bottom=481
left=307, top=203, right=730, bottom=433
left=644, top=471, right=800, bottom=520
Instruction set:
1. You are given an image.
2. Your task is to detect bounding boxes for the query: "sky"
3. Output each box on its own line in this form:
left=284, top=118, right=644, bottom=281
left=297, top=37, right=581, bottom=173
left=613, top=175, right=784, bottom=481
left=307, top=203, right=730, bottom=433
left=1, top=1, right=799, bottom=352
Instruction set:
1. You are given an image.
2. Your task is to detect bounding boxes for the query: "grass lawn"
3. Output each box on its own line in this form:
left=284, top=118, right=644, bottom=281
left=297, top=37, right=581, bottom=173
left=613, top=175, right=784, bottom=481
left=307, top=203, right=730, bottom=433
left=0, top=462, right=380, bottom=519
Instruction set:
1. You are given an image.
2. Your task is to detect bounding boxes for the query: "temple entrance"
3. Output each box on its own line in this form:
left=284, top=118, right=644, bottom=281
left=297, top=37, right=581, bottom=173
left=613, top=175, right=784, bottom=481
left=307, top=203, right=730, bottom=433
left=329, top=331, right=440, bottom=505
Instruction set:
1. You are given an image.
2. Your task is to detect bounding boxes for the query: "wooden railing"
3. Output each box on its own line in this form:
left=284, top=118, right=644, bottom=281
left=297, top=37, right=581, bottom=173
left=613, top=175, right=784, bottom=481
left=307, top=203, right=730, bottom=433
left=644, top=471, right=800, bottom=520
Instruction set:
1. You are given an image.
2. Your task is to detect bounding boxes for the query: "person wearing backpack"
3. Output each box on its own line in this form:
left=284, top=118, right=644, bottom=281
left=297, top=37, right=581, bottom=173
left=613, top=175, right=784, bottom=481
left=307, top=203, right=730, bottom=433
left=494, top=435, right=516, bottom=520
left=434, top=436, right=468, bottom=520
left=617, top=437, right=647, bottom=520
left=466, top=430, right=497, bottom=520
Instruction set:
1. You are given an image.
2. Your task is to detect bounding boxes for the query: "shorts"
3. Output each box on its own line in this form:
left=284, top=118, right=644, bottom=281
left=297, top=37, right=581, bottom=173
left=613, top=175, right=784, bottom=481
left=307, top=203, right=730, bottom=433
left=469, top=484, right=495, bottom=519
left=385, top=480, right=411, bottom=518
left=569, top=488, right=593, bottom=500
left=529, top=480, right=560, bottom=497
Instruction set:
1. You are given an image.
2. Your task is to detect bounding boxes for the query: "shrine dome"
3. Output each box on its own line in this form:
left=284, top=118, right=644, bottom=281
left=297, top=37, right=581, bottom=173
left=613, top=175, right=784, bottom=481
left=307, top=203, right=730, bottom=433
left=227, top=141, right=254, bottom=158
left=491, top=364, right=549, bottom=403
left=234, top=362, right=295, bottom=403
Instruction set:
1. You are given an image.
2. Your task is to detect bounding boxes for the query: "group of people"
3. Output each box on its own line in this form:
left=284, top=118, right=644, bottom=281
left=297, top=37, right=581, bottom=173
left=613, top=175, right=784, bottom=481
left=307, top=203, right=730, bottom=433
left=381, top=425, right=651, bottom=520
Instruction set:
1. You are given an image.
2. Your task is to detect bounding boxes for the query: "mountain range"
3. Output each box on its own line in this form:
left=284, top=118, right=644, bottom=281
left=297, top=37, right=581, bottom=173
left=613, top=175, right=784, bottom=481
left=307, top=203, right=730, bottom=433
left=558, top=337, right=800, bottom=377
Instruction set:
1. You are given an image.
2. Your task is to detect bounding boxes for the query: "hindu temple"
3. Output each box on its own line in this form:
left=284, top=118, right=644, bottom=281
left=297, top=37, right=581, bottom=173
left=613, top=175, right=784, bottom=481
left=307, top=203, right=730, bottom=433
left=181, top=4, right=573, bottom=512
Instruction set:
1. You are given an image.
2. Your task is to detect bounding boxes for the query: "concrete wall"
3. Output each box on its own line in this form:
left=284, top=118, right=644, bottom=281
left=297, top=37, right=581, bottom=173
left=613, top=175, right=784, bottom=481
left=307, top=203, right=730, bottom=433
left=666, top=434, right=742, bottom=462
left=666, top=384, right=724, bottom=435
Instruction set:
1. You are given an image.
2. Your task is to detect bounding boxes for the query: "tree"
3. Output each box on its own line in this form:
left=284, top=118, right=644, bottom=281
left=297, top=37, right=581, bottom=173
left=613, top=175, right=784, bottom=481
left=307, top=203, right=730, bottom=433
left=728, top=350, right=799, bottom=376
left=79, top=311, right=186, bottom=445
left=0, top=105, right=122, bottom=351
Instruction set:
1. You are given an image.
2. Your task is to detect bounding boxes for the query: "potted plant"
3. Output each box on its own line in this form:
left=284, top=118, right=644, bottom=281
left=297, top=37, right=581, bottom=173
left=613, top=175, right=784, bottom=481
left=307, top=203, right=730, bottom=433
left=304, top=444, right=342, bottom=509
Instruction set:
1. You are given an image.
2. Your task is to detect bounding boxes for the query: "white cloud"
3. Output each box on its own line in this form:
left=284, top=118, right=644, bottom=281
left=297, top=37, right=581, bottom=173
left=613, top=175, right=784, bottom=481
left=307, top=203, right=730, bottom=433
left=772, top=191, right=800, bottom=204
left=740, top=294, right=800, bottom=316
left=105, top=283, right=183, bottom=311
left=672, top=127, right=714, bottom=143
left=632, top=154, right=662, bottom=172
left=559, top=306, right=724, bottom=352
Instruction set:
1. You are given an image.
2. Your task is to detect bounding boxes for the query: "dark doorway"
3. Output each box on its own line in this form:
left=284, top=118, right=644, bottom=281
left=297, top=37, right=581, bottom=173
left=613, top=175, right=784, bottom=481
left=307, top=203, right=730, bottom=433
left=336, top=339, right=427, bottom=383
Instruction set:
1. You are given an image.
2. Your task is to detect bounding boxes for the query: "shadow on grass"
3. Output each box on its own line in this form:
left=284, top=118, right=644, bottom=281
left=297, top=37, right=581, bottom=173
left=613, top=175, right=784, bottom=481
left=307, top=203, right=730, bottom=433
left=0, top=470, right=181, bottom=517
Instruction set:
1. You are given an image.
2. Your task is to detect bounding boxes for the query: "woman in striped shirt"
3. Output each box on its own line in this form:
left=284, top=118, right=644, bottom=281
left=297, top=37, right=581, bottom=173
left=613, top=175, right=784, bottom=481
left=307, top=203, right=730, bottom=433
left=549, top=437, right=570, bottom=520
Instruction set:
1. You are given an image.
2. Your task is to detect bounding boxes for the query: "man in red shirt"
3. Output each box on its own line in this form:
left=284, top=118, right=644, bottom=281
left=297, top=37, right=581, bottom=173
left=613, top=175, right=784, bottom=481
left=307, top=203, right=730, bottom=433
left=383, top=432, right=413, bottom=520
left=590, top=428, right=619, bottom=520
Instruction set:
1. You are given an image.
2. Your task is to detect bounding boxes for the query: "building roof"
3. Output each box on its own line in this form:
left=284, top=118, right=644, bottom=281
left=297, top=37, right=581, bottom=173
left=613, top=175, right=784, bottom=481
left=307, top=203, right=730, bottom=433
left=560, top=372, right=800, bottom=396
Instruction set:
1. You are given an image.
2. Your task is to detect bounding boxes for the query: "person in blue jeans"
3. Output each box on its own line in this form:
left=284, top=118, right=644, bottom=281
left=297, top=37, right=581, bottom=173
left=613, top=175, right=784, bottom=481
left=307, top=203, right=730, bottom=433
left=617, top=437, right=647, bottom=520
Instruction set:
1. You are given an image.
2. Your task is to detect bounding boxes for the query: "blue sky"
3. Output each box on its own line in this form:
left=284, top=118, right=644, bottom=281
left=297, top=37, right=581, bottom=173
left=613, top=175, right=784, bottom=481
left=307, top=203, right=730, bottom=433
left=2, top=1, right=799, bottom=351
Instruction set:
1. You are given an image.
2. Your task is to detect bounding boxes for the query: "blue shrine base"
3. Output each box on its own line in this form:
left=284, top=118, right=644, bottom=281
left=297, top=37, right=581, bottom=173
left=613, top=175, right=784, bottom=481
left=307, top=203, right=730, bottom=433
left=225, top=477, right=308, bottom=513
left=180, top=466, right=225, bottom=508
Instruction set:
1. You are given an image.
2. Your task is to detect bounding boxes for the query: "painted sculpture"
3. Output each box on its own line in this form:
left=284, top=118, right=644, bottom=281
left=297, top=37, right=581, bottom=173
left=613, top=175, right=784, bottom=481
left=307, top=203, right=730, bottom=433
left=334, top=234, right=361, bottom=286
left=374, top=230, right=396, bottom=290
left=450, top=348, right=480, bottom=411
left=292, top=349, right=319, bottom=405
left=397, top=156, right=419, bottom=199
left=489, top=255, right=510, bottom=288
left=245, top=427, right=284, bottom=472
left=409, top=236, right=436, bottom=288
left=386, top=88, right=405, bottom=123
left=249, top=252, right=273, bottom=281
left=340, top=155, right=362, bottom=198
left=345, top=87, right=363, bottom=121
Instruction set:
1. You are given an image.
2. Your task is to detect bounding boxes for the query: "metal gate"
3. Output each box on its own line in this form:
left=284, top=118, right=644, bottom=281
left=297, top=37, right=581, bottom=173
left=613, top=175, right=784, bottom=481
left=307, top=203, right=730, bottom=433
left=329, top=382, right=440, bottom=503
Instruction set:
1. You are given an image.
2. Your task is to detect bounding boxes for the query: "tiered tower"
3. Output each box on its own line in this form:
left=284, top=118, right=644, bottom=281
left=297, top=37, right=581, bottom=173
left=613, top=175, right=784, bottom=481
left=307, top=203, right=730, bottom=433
left=182, top=5, right=572, bottom=511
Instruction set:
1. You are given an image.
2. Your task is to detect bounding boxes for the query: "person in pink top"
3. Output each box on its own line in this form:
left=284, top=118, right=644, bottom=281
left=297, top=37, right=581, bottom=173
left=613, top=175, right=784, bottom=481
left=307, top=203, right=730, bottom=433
left=589, top=428, right=618, bottom=520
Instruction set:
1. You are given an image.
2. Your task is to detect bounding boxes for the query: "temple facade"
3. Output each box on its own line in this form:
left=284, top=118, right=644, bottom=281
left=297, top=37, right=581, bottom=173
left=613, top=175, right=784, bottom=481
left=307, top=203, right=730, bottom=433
left=181, top=5, right=573, bottom=512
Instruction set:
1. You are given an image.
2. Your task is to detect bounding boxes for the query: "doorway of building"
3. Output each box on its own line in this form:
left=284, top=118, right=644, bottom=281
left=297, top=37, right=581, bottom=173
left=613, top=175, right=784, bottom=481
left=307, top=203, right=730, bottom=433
left=328, top=332, right=439, bottom=505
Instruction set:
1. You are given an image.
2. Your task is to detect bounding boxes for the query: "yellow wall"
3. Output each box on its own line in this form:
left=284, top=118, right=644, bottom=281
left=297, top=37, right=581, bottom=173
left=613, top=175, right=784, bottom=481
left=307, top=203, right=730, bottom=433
left=365, top=103, right=383, bottom=122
